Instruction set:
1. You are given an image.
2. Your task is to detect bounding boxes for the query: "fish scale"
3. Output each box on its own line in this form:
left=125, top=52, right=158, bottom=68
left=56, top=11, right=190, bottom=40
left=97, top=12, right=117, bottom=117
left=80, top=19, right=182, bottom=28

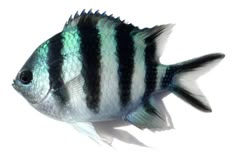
left=61, top=29, right=82, bottom=84
left=96, top=18, right=121, bottom=117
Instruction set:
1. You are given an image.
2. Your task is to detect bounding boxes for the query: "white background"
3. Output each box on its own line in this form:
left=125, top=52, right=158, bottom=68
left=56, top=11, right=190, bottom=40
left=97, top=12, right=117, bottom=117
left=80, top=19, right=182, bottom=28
left=0, top=0, right=235, bottom=153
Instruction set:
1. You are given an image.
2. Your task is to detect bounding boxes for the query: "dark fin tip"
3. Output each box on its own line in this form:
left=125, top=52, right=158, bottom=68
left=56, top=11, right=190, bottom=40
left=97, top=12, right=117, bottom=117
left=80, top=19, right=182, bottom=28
left=172, top=86, right=212, bottom=113
left=210, top=53, right=225, bottom=59
left=218, top=53, right=225, bottom=59
left=198, top=103, right=212, bottom=113
left=205, top=107, right=212, bottom=113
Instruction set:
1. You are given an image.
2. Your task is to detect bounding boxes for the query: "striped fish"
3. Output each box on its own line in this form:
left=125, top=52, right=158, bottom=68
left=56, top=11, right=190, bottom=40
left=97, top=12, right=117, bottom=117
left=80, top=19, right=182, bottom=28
left=13, top=10, right=224, bottom=143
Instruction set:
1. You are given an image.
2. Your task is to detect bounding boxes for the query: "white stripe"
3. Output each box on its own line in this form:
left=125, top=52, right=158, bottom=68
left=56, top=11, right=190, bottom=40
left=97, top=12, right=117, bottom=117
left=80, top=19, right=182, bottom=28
left=96, top=19, right=121, bottom=119
left=61, top=29, right=82, bottom=83
left=60, top=29, right=95, bottom=121
left=131, top=34, right=146, bottom=103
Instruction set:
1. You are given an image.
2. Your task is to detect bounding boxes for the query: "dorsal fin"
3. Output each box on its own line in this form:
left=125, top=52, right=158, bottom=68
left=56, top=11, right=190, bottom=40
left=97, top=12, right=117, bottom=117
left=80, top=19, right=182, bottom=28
left=63, top=9, right=124, bottom=30
left=138, top=24, right=174, bottom=60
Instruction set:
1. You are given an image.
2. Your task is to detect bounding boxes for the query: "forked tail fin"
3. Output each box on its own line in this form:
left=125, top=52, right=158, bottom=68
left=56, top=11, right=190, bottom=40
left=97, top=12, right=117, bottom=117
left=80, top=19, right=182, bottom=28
left=169, top=53, right=225, bottom=112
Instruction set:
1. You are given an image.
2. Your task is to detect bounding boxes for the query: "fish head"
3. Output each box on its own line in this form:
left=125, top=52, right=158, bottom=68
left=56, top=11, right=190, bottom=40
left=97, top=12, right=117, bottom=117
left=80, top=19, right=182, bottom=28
left=13, top=41, right=51, bottom=105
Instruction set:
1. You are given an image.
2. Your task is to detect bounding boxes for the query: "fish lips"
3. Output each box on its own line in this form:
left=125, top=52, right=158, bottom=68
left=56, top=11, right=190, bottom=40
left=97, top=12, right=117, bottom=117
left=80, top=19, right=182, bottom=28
left=12, top=80, right=20, bottom=92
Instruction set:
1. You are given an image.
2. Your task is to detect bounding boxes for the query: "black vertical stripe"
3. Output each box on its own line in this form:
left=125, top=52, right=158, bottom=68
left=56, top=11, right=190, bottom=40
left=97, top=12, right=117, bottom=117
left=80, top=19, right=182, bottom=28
left=115, top=23, right=135, bottom=108
left=78, top=17, right=101, bottom=113
left=48, top=33, right=69, bottom=104
left=161, top=66, right=177, bottom=89
left=143, top=42, right=157, bottom=99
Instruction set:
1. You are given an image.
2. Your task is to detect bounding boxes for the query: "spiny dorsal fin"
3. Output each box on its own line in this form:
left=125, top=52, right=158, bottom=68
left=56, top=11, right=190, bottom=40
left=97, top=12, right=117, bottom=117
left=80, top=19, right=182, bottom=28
left=63, top=9, right=125, bottom=30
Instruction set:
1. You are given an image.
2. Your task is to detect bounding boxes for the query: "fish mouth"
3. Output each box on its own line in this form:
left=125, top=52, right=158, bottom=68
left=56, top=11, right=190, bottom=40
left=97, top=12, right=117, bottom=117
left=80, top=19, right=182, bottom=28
left=12, top=80, right=19, bottom=91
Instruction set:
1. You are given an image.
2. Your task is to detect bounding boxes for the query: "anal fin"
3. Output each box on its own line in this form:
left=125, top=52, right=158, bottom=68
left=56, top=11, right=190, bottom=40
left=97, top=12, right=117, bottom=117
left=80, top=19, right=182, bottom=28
left=126, top=96, right=173, bottom=130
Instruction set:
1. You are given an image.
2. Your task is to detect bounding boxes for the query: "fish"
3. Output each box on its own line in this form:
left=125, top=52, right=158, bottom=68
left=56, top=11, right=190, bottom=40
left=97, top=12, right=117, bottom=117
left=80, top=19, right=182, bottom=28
left=12, top=9, right=225, bottom=144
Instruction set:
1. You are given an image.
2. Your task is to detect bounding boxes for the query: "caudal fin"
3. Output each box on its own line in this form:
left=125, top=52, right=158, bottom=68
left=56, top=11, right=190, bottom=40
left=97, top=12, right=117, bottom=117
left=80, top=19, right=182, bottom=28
left=170, top=53, right=225, bottom=112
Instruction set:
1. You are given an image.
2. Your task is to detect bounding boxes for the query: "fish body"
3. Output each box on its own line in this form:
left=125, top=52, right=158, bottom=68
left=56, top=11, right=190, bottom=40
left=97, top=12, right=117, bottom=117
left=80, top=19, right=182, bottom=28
left=13, top=10, right=224, bottom=132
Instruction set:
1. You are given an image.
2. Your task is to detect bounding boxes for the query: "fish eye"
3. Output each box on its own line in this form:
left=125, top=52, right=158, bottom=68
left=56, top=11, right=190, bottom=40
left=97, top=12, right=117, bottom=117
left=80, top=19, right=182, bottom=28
left=19, top=70, right=33, bottom=85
